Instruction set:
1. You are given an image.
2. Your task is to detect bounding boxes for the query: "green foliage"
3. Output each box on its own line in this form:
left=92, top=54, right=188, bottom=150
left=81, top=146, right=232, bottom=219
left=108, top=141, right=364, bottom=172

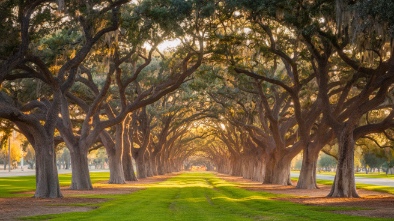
left=361, top=152, right=386, bottom=171
left=318, top=153, right=337, bottom=171
left=134, top=0, right=194, bottom=37
left=354, top=0, right=394, bottom=37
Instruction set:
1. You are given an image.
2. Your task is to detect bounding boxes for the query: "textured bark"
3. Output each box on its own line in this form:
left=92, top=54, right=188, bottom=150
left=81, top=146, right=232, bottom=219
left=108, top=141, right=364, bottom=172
left=253, top=160, right=265, bottom=182
left=157, top=155, right=166, bottom=175
left=150, top=156, right=159, bottom=176
left=108, top=149, right=126, bottom=184
left=34, top=140, right=62, bottom=198
left=101, top=125, right=126, bottom=184
left=122, top=119, right=138, bottom=181
left=263, top=155, right=292, bottom=185
left=70, top=149, right=92, bottom=190
left=328, top=128, right=359, bottom=197
left=122, top=145, right=138, bottom=181
left=136, top=154, right=147, bottom=178
left=296, top=144, right=320, bottom=189
left=230, top=156, right=243, bottom=176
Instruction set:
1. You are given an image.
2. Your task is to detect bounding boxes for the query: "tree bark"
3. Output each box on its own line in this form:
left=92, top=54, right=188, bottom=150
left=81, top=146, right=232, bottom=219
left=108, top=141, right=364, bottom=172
left=123, top=142, right=137, bottom=181
left=157, top=154, right=166, bottom=175
left=101, top=125, right=126, bottom=184
left=136, top=154, right=147, bottom=178
left=263, top=154, right=292, bottom=185
left=108, top=149, right=126, bottom=184
left=34, top=140, right=62, bottom=198
left=327, top=128, right=359, bottom=197
left=230, top=156, right=243, bottom=176
left=296, top=143, right=320, bottom=189
left=70, top=148, right=92, bottom=190
left=122, top=118, right=138, bottom=181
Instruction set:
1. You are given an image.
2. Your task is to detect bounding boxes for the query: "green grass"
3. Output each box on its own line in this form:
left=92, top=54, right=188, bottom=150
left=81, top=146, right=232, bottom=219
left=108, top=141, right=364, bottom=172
left=0, top=172, right=109, bottom=197
left=314, top=179, right=394, bottom=195
left=354, top=173, right=394, bottom=179
left=291, top=177, right=394, bottom=195
left=23, top=172, right=392, bottom=221
left=313, top=171, right=394, bottom=179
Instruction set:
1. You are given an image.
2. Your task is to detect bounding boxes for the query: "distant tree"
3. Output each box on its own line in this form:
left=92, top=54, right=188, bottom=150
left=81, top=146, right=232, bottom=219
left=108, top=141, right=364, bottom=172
left=361, top=152, right=385, bottom=173
left=318, top=154, right=337, bottom=172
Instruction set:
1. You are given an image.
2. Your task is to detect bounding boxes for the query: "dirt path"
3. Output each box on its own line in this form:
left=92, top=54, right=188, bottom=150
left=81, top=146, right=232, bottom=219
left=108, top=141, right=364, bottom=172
left=217, top=173, right=394, bottom=219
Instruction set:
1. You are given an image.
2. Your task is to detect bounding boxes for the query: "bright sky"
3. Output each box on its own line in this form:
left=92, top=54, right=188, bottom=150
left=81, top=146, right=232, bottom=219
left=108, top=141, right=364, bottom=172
left=144, top=39, right=182, bottom=51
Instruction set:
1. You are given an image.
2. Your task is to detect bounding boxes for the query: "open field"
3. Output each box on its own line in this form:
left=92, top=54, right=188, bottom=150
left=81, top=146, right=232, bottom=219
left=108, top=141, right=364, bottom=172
left=1, top=172, right=394, bottom=220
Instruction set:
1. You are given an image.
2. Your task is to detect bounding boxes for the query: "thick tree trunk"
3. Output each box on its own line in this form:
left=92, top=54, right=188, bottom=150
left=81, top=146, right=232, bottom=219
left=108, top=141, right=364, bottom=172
left=231, top=156, right=242, bottom=176
left=136, top=155, right=147, bottom=179
left=150, top=155, right=158, bottom=176
left=104, top=125, right=126, bottom=184
left=34, top=141, right=62, bottom=198
left=297, top=144, right=320, bottom=189
left=157, top=155, right=165, bottom=175
left=328, top=128, right=359, bottom=197
left=145, top=152, right=155, bottom=177
left=123, top=148, right=138, bottom=181
left=70, top=149, right=92, bottom=190
left=122, top=142, right=137, bottom=181
left=241, top=156, right=251, bottom=179
left=263, top=155, right=292, bottom=185
left=122, top=117, right=138, bottom=181
left=108, top=149, right=126, bottom=184
left=253, top=159, right=265, bottom=182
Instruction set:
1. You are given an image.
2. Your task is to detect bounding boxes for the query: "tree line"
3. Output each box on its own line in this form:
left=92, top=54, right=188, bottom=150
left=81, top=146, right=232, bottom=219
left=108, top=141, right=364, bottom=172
left=0, top=0, right=393, bottom=198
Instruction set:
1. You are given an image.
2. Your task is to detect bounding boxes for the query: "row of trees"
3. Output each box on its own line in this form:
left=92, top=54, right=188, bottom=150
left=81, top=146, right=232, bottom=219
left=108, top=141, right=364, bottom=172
left=0, top=0, right=393, bottom=198
left=0, top=0, right=210, bottom=197
left=189, top=0, right=394, bottom=198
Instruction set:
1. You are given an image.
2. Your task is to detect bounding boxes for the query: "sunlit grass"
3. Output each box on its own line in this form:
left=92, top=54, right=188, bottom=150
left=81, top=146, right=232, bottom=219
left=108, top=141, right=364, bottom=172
left=23, top=172, right=393, bottom=221
left=0, top=172, right=110, bottom=198
left=313, top=171, right=394, bottom=179
left=313, top=179, right=394, bottom=195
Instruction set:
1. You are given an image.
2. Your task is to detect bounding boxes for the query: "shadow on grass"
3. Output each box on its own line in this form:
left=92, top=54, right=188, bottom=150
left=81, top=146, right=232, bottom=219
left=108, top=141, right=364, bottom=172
left=21, top=172, right=393, bottom=221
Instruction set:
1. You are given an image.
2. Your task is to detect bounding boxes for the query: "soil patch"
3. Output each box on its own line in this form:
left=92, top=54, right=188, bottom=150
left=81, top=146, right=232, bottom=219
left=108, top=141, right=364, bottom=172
left=0, top=174, right=174, bottom=220
left=217, top=173, right=394, bottom=219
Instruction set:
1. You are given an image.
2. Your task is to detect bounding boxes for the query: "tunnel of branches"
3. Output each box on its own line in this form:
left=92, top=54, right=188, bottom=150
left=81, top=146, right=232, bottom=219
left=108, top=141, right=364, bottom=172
left=0, top=0, right=394, bottom=198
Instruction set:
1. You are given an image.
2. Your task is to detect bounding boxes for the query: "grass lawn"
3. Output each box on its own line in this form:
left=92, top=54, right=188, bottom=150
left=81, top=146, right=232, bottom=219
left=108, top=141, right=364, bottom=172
left=22, top=172, right=392, bottom=221
left=314, top=171, right=394, bottom=179
left=291, top=171, right=394, bottom=194
left=0, top=172, right=110, bottom=197
left=313, top=179, right=394, bottom=195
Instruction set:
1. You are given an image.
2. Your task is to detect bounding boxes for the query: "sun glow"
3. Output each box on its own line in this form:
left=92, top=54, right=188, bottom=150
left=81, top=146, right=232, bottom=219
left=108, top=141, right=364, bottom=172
left=144, top=39, right=182, bottom=51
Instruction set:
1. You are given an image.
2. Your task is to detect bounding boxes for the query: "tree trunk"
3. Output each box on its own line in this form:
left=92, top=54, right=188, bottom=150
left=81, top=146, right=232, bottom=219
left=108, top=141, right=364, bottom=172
left=108, top=149, right=126, bottom=184
left=123, top=143, right=138, bottom=181
left=34, top=140, right=62, bottom=198
left=70, top=148, right=92, bottom=190
left=231, top=156, right=242, bottom=176
left=136, top=155, right=147, bottom=178
left=150, top=155, right=158, bottom=176
left=328, top=128, right=359, bottom=197
left=253, top=159, right=265, bottom=182
left=297, top=143, right=320, bottom=189
left=103, top=124, right=126, bottom=184
left=145, top=151, right=155, bottom=177
left=157, top=155, right=165, bottom=175
left=122, top=117, right=138, bottom=181
left=263, top=155, right=292, bottom=185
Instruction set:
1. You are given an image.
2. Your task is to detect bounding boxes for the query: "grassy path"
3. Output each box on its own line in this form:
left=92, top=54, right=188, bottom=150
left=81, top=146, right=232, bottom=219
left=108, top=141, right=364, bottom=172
left=26, top=172, right=391, bottom=221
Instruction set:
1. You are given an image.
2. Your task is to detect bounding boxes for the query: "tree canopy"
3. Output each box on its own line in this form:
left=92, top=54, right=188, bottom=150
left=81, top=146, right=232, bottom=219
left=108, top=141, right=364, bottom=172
left=0, top=0, right=393, bottom=199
